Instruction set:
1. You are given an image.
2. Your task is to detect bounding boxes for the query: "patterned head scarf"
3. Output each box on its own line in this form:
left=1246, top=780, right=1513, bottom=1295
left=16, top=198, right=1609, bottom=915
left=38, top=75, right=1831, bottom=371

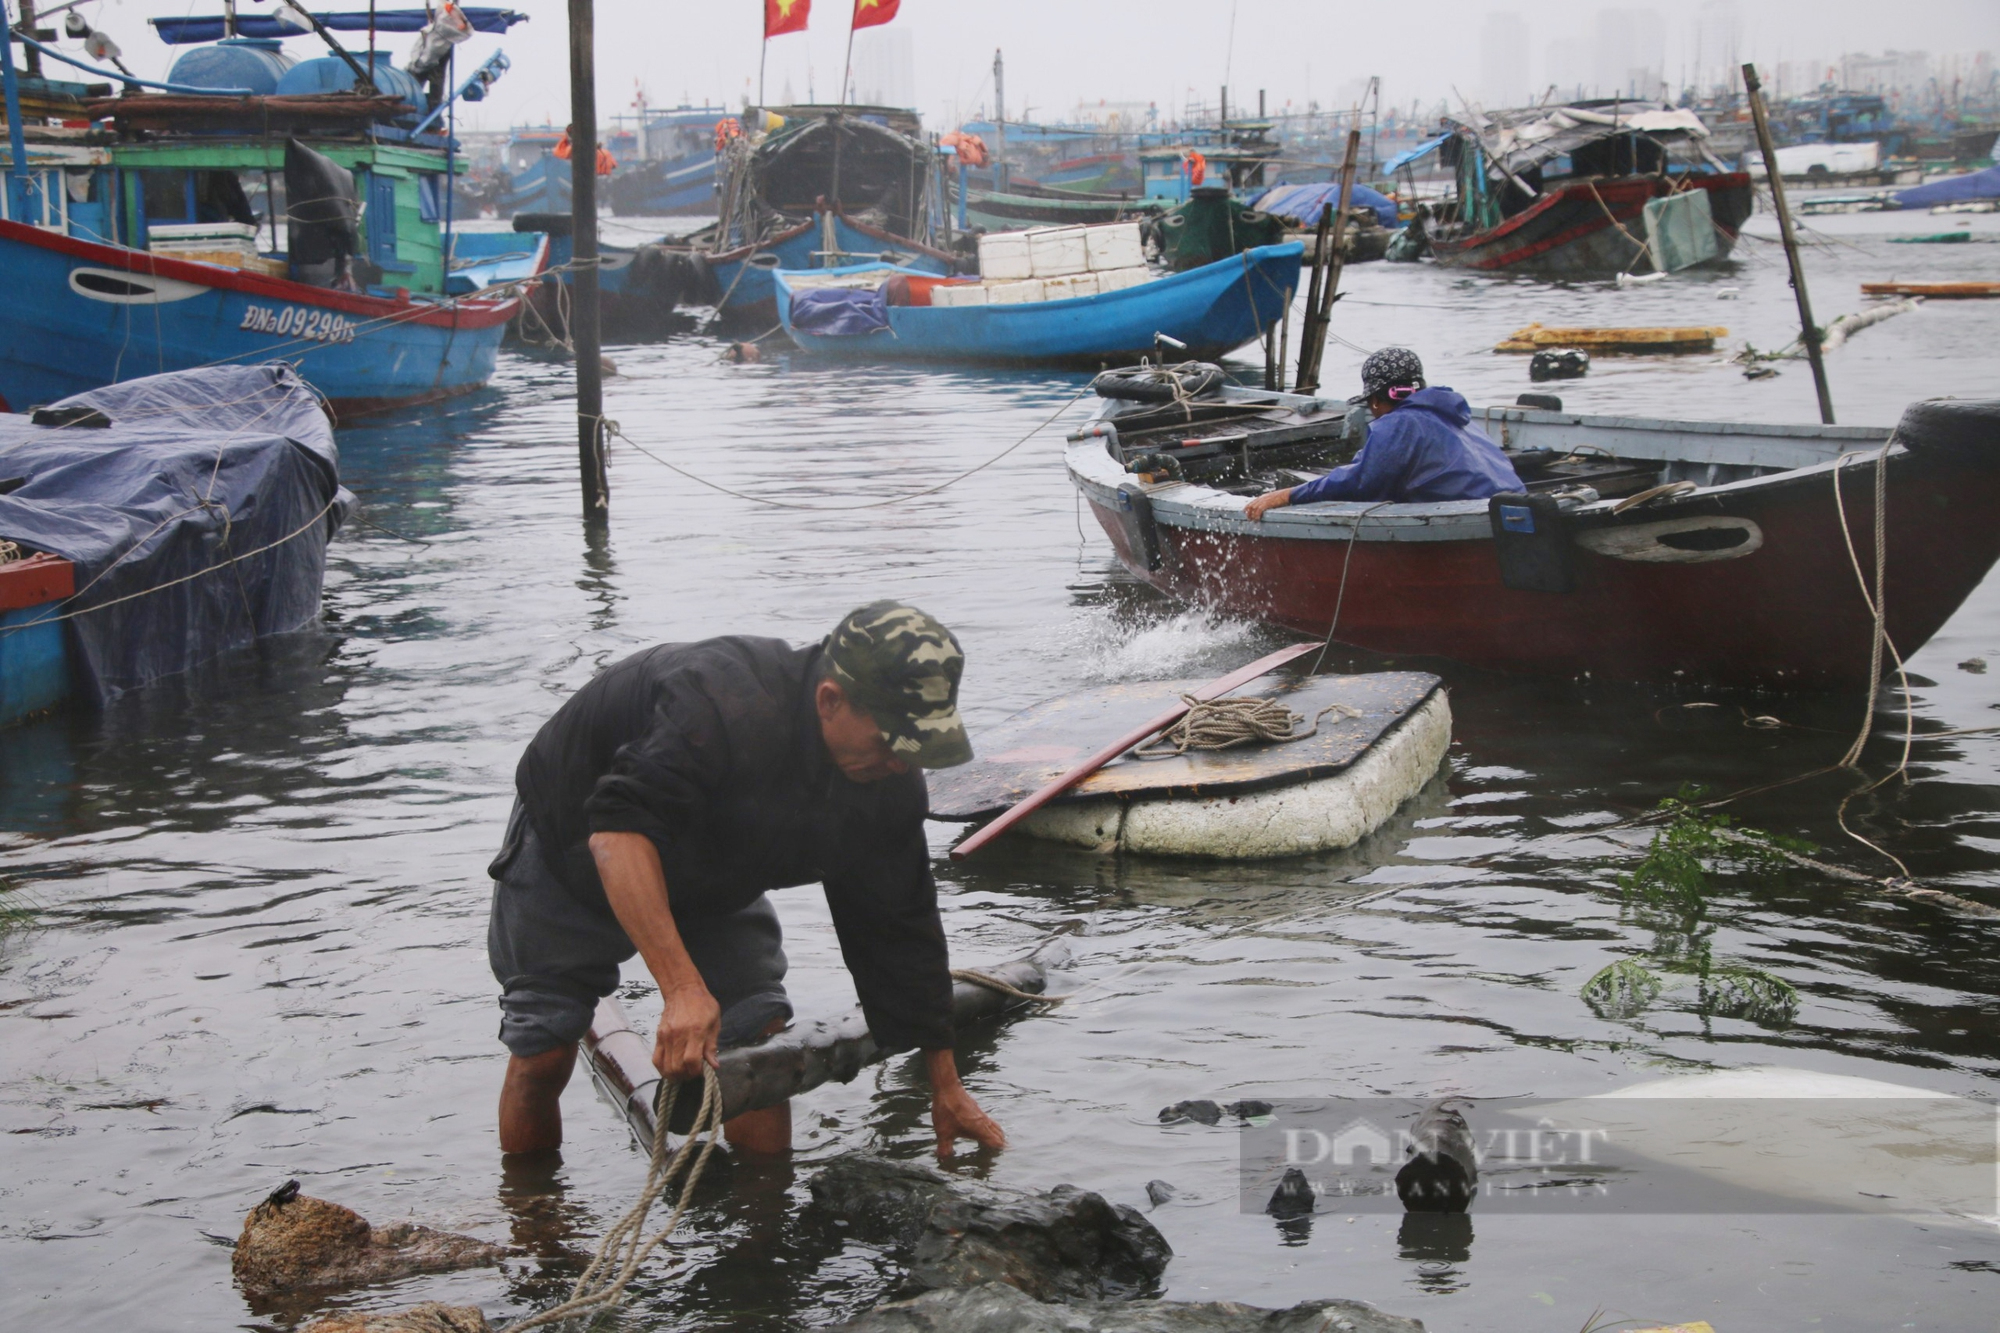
left=1350, top=346, right=1426, bottom=405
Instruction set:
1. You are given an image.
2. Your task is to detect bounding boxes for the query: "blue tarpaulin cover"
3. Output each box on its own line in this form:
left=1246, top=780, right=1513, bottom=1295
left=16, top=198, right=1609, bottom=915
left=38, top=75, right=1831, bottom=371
left=151, top=9, right=528, bottom=44
left=1894, top=166, right=2000, bottom=210
left=1251, top=182, right=1401, bottom=229
left=788, top=286, right=892, bottom=337
left=0, top=365, right=352, bottom=702
left=1381, top=133, right=1450, bottom=176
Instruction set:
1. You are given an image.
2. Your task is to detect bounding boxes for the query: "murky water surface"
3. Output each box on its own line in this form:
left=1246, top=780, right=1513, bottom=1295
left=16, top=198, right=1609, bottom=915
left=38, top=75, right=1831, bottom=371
left=4, top=208, right=2000, bottom=1331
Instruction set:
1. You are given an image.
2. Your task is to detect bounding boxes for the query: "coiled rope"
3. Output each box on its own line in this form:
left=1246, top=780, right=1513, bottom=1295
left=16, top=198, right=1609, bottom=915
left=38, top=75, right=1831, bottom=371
left=501, top=1067, right=726, bottom=1332
left=1135, top=695, right=1358, bottom=757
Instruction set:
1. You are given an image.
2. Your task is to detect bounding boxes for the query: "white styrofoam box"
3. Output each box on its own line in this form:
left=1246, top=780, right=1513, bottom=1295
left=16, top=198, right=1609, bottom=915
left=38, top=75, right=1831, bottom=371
left=977, top=232, right=1033, bottom=280
left=933, top=283, right=988, bottom=307
left=986, top=278, right=1047, bottom=304
left=1096, top=266, right=1152, bottom=292
left=1028, top=226, right=1089, bottom=278
left=1084, top=222, right=1145, bottom=272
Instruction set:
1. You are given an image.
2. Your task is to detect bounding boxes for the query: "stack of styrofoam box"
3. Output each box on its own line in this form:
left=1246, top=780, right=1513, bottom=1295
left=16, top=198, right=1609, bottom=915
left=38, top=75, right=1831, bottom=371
left=987, top=278, right=1047, bottom=304
left=1095, top=266, right=1152, bottom=292
left=976, top=231, right=1033, bottom=281
left=932, top=283, right=989, bottom=308
left=147, top=221, right=263, bottom=270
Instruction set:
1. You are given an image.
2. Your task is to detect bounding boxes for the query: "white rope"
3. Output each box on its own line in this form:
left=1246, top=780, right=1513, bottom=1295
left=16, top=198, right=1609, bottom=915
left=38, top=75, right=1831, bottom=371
left=501, top=1068, right=725, bottom=1332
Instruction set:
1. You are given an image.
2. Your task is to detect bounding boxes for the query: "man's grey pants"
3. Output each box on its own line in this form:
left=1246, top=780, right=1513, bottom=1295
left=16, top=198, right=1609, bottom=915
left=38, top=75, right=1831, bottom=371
left=487, top=804, right=791, bottom=1058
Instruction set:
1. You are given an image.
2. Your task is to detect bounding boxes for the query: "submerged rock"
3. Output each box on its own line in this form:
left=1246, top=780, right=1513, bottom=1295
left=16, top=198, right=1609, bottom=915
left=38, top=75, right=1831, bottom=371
left=832, top=1280, right=1426, bottom=1332
left=302, top=1304, right=494, bottom=1333
left=1394, top=1100, right=1477, bottom=1214
left=1265, top=1167, right=1316, bottom=1220
left=1145, top=1179, right=1177, bottom=1207
left=232, top=1181, right=508, bottom=1298
left=809, top=1154, right=1170, bottom=1303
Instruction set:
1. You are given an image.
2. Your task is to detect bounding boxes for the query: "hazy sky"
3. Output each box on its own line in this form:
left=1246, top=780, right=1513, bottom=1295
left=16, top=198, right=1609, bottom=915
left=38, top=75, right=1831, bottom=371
left=42, top=0, right=2000, bottom=133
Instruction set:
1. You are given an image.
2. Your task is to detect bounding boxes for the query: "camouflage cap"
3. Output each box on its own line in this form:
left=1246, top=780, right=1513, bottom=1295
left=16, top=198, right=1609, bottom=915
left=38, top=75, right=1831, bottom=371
left=823, top=601, right=973, bottom=769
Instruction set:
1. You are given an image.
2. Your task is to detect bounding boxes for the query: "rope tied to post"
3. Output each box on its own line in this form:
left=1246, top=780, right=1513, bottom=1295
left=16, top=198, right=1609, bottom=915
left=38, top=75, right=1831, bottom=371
left=1135, top=696, right=1359, bottom=757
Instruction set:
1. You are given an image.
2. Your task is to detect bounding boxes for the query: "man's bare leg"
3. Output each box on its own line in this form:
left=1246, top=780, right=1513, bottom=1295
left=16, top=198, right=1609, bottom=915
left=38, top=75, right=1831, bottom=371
left=500, top=1044, right=577, bottom=1155
left=724, top=1100, right=792, bottom=1158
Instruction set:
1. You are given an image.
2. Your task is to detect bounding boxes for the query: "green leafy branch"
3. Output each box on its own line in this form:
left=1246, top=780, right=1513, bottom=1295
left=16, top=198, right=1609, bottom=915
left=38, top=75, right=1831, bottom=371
left=1581, top=786, right=1805, bottom=1029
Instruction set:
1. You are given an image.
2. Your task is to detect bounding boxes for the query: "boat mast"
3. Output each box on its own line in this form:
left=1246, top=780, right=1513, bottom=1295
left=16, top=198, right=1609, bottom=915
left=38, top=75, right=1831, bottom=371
left=993, top=48, right=1006, bottom=193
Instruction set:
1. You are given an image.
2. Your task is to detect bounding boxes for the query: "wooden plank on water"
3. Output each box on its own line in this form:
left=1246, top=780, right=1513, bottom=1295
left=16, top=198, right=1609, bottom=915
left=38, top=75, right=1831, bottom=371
left=931, top=671, right=1440, bottom=821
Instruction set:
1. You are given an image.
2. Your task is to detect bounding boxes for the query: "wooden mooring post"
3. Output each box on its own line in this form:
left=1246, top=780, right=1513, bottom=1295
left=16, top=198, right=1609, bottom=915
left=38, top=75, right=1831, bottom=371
left=568, top=0, right=609, bottom=517
left=1294, top=127, right=1361, bottom=393
left=1744, top=62, right=1834, bottom=425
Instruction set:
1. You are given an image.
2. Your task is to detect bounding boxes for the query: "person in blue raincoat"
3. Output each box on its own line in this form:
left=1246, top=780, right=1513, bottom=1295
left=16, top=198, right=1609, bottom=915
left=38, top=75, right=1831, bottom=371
left=1245, top=348, right=1523, bottom=519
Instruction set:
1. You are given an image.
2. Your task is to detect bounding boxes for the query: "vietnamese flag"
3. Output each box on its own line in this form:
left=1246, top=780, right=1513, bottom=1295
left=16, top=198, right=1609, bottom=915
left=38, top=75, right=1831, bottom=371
left=765, top=0, right=810, bottom=38
left=851, top=0, right=899, bottom=30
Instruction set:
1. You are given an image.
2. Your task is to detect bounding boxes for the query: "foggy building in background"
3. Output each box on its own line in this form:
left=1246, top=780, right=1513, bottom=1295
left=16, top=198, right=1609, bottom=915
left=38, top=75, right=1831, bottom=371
left=1479, top=12, right=1532, bottom=108
left=850, top=28, right=916, bottom=109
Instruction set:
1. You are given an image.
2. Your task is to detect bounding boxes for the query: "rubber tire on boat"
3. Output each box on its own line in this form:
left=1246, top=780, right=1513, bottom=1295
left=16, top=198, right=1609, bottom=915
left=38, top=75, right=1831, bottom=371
left=1896, top=399, right=2000, bottom=463
left=1094, top=364, right=1227, bottom=403
left=513, top=212, right=573, bottom=236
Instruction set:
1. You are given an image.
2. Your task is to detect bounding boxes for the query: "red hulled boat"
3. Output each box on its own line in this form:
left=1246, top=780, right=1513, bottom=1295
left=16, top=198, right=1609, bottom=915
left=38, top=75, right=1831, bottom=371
left=1399, top=102, right=1754, bottom=278
left=1068, top=380, right=2000, bottom=689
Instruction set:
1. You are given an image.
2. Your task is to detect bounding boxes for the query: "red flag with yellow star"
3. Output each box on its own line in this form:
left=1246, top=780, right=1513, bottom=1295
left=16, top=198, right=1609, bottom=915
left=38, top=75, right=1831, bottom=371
left=851, top=0, right=899, bottom=30
left=765, top=0, right=810, bottom=38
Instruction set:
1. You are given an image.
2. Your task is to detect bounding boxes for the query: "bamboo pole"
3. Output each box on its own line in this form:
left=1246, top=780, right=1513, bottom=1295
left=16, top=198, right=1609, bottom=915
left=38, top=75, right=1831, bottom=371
left=1293, top=202, right=1332, bottom=390
left=1744, top=61, right=1834, bottom=425
left=569, top=0, right=608, bottom=516
left=1296, top=128, right=1360, bottom=393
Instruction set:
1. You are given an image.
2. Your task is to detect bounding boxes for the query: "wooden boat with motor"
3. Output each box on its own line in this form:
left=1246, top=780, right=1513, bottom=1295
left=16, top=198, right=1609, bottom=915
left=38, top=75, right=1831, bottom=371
left=1066, top=376, right=2000, bottom=688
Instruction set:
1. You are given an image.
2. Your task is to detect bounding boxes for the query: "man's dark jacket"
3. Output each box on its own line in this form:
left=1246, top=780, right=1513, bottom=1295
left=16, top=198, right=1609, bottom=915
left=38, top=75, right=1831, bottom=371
left=510, top=636, right=952, bottom=1051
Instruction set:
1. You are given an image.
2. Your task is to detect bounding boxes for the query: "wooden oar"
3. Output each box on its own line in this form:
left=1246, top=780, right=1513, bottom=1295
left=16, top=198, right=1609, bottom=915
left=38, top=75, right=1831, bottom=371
left=949, top=639, right=1324, bottom=860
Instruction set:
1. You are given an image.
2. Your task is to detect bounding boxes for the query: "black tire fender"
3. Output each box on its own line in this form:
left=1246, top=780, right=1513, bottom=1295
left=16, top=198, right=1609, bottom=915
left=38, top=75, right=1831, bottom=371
left=1896, top=399, right=2000, bottom=463
left=1094, top=364, right=1226, bottom=402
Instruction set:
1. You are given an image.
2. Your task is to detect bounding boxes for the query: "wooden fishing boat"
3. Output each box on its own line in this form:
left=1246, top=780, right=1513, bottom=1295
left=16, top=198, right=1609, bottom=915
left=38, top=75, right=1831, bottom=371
left=1404, top=102, right=1754, bottom=278
left=773, top=242, right=1300, bottom=367
left=0, top=16, right=521, bottom=414
left=963, top=183, right=1159, bottom=231
left=1067, top=380, right=2000, bottom=688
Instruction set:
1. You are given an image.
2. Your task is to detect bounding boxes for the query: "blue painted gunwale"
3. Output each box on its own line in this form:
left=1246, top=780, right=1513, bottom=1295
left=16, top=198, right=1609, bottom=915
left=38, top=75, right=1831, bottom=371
left=775, top=242, right=1302, bottom=367
left=0, top=220, right=517, bottom=415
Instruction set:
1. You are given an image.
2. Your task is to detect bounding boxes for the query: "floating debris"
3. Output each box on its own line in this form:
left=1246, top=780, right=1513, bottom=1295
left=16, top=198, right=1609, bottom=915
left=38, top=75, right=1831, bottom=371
left=1529, top=347, right=1590, bottom=381
left=1394, top=1100, right=1478, bottom=1213
left=1496, top=323, right=1728, bottom=354
left=1860, top=281, right=2000, bottom=299
left=231, top=1181, right=507, bottom=1299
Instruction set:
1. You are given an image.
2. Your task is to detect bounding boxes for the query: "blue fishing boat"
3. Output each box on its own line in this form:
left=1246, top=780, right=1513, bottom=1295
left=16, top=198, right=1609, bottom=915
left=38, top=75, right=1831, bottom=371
left=0, top=364, right=350, bottom=726
left=774, top=242, right=1301, bottom=366
left=0, top=9, right=524, bottom=415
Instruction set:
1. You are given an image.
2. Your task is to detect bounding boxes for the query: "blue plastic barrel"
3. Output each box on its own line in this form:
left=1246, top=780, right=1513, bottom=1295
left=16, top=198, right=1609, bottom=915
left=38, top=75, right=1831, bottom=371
left=166, top=37, right=295, bottom=97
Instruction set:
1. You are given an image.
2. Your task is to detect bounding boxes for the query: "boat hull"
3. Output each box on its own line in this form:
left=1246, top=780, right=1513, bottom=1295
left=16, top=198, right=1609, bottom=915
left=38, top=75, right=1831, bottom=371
left=1432, top=175, right=1753, bottom=278
left=605, top=153, right=721, bottom=215
left=1072, top=409, right=2000, bottom=689
left=781, top=243, right=1301, bottom=367
left=0, top=221, right=514, bottom=417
